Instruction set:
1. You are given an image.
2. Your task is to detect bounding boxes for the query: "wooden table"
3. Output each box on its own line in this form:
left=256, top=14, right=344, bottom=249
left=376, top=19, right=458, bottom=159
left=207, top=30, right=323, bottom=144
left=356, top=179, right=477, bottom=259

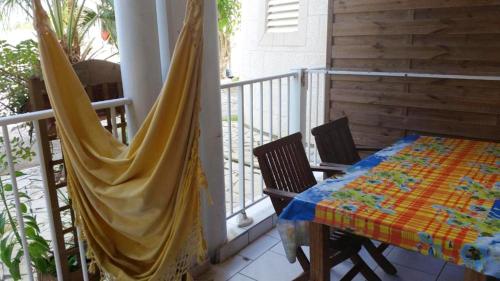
left=277, top=136, right=499, bottom=281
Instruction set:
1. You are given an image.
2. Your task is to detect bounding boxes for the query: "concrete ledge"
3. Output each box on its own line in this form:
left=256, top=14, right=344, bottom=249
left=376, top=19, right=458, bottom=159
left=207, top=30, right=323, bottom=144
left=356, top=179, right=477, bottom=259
left=216, top=198, right=277, bottom=262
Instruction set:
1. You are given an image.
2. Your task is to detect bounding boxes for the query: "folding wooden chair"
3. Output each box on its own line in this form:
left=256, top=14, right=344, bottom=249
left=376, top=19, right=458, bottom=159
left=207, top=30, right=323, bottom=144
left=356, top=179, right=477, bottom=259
left=312, top=117, right=397, bottom=275
left=253, top=133, right=381, bottom=281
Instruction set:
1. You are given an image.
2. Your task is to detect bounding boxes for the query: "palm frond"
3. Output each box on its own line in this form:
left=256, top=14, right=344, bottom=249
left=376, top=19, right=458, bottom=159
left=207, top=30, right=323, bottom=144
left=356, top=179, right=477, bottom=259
left=0, top=0, right=32, bottom=28
left=1, top=0, right=118, bottom=61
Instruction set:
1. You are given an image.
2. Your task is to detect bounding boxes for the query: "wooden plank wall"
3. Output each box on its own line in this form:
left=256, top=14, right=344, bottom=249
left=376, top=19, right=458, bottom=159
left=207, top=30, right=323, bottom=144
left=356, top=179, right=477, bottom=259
left=327, top=0, right=500, bottom=148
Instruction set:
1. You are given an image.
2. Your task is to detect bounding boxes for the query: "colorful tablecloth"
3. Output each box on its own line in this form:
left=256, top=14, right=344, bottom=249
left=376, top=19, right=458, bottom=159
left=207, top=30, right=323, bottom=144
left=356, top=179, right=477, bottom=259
left=278, top=135, right=500, bottom=278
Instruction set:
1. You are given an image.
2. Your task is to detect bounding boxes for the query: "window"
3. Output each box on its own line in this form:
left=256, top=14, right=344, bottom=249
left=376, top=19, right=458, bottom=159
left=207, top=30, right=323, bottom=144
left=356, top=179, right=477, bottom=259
left=266, top=0, right=300, bottom=33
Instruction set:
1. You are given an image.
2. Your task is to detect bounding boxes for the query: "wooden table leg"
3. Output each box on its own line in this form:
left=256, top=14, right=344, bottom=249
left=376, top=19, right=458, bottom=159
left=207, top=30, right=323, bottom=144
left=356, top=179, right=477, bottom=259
left=310, top=222, right=330, bottom=281
left=464, top=268, right=493, bottom=281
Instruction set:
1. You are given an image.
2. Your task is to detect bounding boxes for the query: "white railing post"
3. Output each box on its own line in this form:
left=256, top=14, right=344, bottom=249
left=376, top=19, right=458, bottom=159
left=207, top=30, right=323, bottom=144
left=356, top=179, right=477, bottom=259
left=110, top=107, right=118, bottom=138
left=226, top=88, right=234, bottom=215
left=1, top=126, right=34, bottom=281
left=289, top=68, right=307, bottom=139
left=237, top=85, right=253, bottom=227
left=76, top=227, right=89, bottom=281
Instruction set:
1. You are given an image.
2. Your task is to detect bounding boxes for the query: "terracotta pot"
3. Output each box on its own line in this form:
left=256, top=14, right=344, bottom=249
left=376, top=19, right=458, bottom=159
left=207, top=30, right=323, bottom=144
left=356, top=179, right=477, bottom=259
left=101, top=30, right=110, bottom=41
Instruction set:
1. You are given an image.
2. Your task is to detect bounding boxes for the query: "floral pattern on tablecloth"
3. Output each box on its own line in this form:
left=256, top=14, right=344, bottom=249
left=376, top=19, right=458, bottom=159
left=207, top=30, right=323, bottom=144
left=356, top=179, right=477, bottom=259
left=278, top=135, right=500, bottom=278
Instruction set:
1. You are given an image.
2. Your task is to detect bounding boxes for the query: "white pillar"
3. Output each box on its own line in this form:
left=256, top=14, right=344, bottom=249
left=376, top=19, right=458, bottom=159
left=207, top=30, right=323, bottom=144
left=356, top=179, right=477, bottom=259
left=114, top=0, right=163, bottom=134
left=156, top=0, right=189, bottom=80
left=199, top=0, right=228, bottom=257
left=156, top=0, right=171, bottom=80
left=154, top=0, right=227, bottom=259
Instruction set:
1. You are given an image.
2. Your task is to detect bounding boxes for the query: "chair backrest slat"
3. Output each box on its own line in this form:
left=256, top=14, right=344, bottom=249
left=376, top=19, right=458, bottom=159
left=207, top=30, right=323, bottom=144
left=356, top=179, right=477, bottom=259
left=282, top=143, right=300, bottom=192
left=312, top=117, right=361, bottom=165
left=254, top=133, right=317, bottom=195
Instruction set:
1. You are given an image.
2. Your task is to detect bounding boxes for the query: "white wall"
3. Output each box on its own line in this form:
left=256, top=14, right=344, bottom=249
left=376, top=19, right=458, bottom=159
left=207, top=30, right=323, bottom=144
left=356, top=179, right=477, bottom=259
left=232, top=0, right=329, bottom=79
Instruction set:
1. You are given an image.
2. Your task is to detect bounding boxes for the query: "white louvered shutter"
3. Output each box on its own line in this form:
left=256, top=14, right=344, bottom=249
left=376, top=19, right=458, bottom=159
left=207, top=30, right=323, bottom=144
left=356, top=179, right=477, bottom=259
left=266, top=0, right=300, bottom=33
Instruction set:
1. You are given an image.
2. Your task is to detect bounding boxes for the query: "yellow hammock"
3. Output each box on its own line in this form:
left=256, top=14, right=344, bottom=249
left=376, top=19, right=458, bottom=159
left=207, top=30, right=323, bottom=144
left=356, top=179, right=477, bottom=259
left=33, top=0, right=207, bottom=280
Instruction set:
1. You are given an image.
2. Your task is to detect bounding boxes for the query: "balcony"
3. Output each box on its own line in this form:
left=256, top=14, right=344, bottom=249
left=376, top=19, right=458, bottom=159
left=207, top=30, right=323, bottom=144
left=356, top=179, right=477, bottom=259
left=1, top=67, right=499, bottom=280
left=1, top=0, right=499, bottom=280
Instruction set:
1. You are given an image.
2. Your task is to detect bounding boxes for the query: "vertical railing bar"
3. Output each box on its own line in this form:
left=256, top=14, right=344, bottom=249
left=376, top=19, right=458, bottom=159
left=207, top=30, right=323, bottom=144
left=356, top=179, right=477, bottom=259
left=307, top=72, right=313, bottom=161
left=227, top=88, right=234, bottom=214
left=278, top=78, right=282, bottom=138
left=269, top=80, right=273, bottom=142
left=259, top=82, right=264, bottom=195
left=33, top=122, right=64, bottom=281
left=76, top=227, right=89, bottom=281
left=237, top=85, right=246, bottom=214
left=315, top=73, right=320, bottom=164
left=1, top=125, right=34, bottom=281
left=287, top=76, right=291, bottom=135
left=249, top=83, right=255, bottom=202
left=110, top=107, right=118, bottom=138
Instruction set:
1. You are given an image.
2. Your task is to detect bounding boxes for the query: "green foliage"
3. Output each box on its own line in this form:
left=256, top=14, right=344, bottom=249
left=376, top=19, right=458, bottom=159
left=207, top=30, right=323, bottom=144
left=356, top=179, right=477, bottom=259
left=0, top=136, right=36, bottom=168
left=0, top=40, right=40, bottom=116
left=0, top=137, right=53, bottom=280
left=222, top=114, right=238, bottom=122
left=217, top=0, right=241, bottom=36
left=0, top=0, right=118, bottom=62
left=81, top=0, right=117, bottom=47
left=0, top=0, right=32, bottom=26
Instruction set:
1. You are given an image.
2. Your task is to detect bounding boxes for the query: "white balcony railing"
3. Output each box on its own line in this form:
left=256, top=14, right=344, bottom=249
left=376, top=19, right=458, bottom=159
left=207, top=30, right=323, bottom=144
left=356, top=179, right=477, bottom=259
left=220, top=69, right=327, bottom=224
left=0, top=98, right=131, bottom=281
left=219, top=67, right=500, bottom=228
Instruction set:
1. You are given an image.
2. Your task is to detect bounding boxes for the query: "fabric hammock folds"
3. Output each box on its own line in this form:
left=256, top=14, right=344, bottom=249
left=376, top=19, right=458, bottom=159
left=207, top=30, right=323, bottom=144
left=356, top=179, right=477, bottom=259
left=33, top=0, right=207, bottom=280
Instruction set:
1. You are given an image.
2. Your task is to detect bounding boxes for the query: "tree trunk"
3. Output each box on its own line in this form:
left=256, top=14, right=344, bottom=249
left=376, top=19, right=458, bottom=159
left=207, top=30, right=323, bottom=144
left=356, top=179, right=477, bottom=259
left=218, top=31, right=231, bottom=79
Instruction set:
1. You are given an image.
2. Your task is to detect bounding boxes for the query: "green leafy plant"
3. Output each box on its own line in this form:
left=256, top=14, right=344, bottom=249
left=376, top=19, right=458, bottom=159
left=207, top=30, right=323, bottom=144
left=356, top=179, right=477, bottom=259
left=0, top=40, right=40, bottom=116
left=0, top=136, right=53, bottom=280
left=217, top=0, right=241, bottom=78
left=217, top=0, right=241, bottom=37
left=0, top=0, right=117, bottom=62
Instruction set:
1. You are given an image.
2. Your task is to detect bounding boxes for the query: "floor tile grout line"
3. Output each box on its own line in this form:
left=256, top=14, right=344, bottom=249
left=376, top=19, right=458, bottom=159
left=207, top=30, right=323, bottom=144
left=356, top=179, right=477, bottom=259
left=218, top=255, right=255, bottom=280
left=238, top=272, right=259, bottom=281
left=218, top=255, right=255, bottom=281
left=434, top=262, right=447, bottom=281
left=238, top=236, right=280, bottom=261
left=389, top=259, right=442, bottom=277
left=224, top=271, right=238, bottom=281
left=236, top=238, right=294, bottom=280
left=389, top=262, right=439, bottom=279
left=264, top=233, right=280, bottom=240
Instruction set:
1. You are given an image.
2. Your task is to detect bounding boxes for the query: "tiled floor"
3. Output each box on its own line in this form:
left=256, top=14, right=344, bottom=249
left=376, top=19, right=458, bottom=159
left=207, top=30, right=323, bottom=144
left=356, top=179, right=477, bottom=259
left=196, top=227, right=466, bottom=281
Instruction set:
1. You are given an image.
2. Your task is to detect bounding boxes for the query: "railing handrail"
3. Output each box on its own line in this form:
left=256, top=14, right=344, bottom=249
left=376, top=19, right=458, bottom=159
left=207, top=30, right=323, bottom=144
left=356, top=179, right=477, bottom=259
left=305, top=68, right=500, bottom=81
left=0, top=97, right=132, bottom=127
left=220, top=72, right=297, bottom=89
